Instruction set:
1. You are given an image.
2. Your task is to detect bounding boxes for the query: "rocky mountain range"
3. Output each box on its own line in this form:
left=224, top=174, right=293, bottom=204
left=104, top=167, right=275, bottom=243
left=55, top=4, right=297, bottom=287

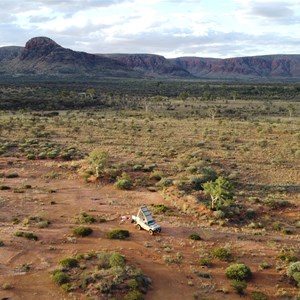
left=1, top=36, right=300, bottom=80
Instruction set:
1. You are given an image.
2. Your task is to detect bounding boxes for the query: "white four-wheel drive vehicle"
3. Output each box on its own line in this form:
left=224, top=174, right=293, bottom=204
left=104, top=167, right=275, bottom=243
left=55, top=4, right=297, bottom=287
left=131, top=205, right=161, bottom=235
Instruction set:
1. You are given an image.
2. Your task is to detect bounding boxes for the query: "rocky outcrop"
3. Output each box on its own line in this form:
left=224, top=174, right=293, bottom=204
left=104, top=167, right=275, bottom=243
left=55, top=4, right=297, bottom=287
left=171, top=55, right=300, bottom=79
left=1, top=36, right=300, bottom=80
left=106, top=53, right=191, bottom=77
left=1, top=36, right=140, bottom=78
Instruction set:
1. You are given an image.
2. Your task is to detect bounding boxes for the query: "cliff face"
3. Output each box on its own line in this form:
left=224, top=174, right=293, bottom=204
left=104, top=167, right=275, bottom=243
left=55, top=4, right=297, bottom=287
left=1, top=36, right=300, bottom=80
left=105, top=53, right=191, bottom=77
left=1, top=37, right=141, bottom=77
left=170, top=55, right=300, bottom=79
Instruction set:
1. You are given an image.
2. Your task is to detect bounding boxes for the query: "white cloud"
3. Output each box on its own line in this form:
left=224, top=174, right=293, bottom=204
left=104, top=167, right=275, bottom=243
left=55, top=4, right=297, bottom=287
left=1, top=0, right=300, bottom=57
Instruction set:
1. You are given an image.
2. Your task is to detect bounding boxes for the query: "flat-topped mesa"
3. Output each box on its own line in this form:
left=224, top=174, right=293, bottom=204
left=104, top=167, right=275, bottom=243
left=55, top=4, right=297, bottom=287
left=20, top=37, right=62, bottom=60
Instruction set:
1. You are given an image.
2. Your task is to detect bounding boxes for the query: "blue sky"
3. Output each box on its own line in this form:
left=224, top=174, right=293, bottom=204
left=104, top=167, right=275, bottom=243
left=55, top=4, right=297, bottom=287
left=1, top=0, right=300, bottom=58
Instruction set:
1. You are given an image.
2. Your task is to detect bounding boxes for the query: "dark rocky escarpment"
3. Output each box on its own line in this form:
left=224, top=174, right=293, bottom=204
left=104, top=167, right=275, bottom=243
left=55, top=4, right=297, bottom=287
left=170, top=55, right=300, bottom=79
left=1, top=36, right=300, bottom=80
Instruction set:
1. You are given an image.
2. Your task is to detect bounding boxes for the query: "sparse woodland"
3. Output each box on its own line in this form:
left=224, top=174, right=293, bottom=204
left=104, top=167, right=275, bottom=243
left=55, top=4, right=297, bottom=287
left=0, top=81, right=299, bottom=300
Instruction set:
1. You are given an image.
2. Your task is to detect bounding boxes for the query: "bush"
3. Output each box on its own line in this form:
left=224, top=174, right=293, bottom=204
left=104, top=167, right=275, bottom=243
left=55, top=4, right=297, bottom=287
left=73, top=226, right=93, bottom=237
left=59, top=258, right=79, bottom=268
left=225, top=263, right=252, bottom=281
left=78, top=212, right=97, bottom=224
left=124, top=290, right=144, bottom=300
left=189, top=233, right=202, bottom=241
left=155, top=177, right=172, bottom=188
left=0, top=240, right=4, bottom=247
left=245, top=208, right=257, bottom=219
left=199, top=257, right=212, bottom=267
left=152, top=204, right=170, bottom=214
left=287, top=261, right=300, bottom=287
left=108, top=229, right=130, bottom=240
left=2, top=282, right=13, bottom=290
left=263, top=198, right=291, bottom=210
left=51, top=270, right=69, bottom=286
left=212, top=248, right=233, bottom=262
left=109, top=252, right=126, bottom=268
left=278, top=252, right=298, bottom=262
left=15, top=231, right=38, bottom=241
left=6, top=173, right=19, bottom=178
left=149, top=171, right=163, bottom=181
left=0, top=185, right=10, bottom=190
left=251, top=291, right=269, bottom=300
left=230, top=280, right=247, bottom=295
left=213, top=210, right=226, bottom=219
left=190, top=175, right=208, bottom=190
left=114, top=173, right=133, bottom=190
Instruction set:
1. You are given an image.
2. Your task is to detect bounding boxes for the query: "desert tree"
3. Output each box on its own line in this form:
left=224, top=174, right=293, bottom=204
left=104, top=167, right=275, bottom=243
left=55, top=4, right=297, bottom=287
left=230, top=91, right=238, bottom=101
left=87, top=149, right=109, bottom=177
left=207, top=106, right=219, bottom=120
left=287, top=103, right=295, bottom=118
left=203, top=176, right=233, bottom=210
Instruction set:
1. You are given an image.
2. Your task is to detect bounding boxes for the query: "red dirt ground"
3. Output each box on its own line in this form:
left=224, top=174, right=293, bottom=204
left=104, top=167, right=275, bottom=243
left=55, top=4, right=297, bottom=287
left=0, top=158, right=299, bottom=299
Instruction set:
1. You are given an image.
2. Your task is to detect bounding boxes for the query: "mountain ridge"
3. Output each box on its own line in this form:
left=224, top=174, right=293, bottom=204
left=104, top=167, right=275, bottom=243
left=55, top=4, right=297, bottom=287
left=1, top=36, right=300, bottom=80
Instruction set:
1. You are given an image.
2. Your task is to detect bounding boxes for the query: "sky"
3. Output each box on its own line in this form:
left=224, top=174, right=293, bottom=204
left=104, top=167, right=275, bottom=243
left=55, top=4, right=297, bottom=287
left=1, top=0, right=300, bottom=58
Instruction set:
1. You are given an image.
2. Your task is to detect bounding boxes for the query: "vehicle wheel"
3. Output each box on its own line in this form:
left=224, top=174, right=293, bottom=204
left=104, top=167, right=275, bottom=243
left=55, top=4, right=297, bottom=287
left=158, top=228, right=161, bottom=233
left=136, top=224, right=141, bottom=230
left=148, top=229, right=154, bottom=235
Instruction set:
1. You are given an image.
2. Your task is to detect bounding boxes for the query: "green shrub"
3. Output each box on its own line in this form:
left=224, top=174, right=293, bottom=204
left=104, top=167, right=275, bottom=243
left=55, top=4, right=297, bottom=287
left=108, top=229, right=130, bottom=240
left=124, top=290, right=144, bottom=300
left=287, top=261, right=300, bottom=287
left=0, top=185, right=10, bottom=190
left=213, top=210, right=226, bottom=219
left=59, top=258, right=79, bottom=268
left=0, top=240, right=4, bottom=247
left=258, top=139, right=268, bottom=148
left=199, top=257, right=212, bottom=267
left=155, top=177, right=172, bottom=188
left=225, top=263, right=252, bottom=281
left=251, top=291, right=269, bottom=300
left=263, top=198, right=290, bottom=210
left=245, top=208, right=257, bottom=219
left=114, top=173, right=133, bottom=190
left=149, top=171, right=163, bottom=181
left=212, top=248, right=233, bottom=262
left=189, top=175, right=209, bottom=190
left=73, top=226, right=93, bottom=237
left=281, top=227, right=293, bottom=235
left=51, top=270, right=69, bottom=286
left=6, top=173, right=19, bottom=178
left=277, top=252, right=298, bottom=262
left=109, top=252, right=126, bottom=268
left=189, top=233, right=202, bottom=241
left=142, top=164, right=156, bottom=172
left=15, top=231, right=38, bottom=241
left=2, top=283, right=13, bottom=290
left=23, top=184, right=32, bottom=189
left=78, top=212, right=96, bottom=224
left=97, top=252, right=111, bottom=269
left=36, top=220, right=50, bottom=228
left=230, top=280, right=247, bottom=295
left=127, top=278, right=139, bottom=290
left=152, top=204, right=170, bottom=214
left=272, top=221, right=282, bottom=231
left=259, top=261, right=271, bottom=270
